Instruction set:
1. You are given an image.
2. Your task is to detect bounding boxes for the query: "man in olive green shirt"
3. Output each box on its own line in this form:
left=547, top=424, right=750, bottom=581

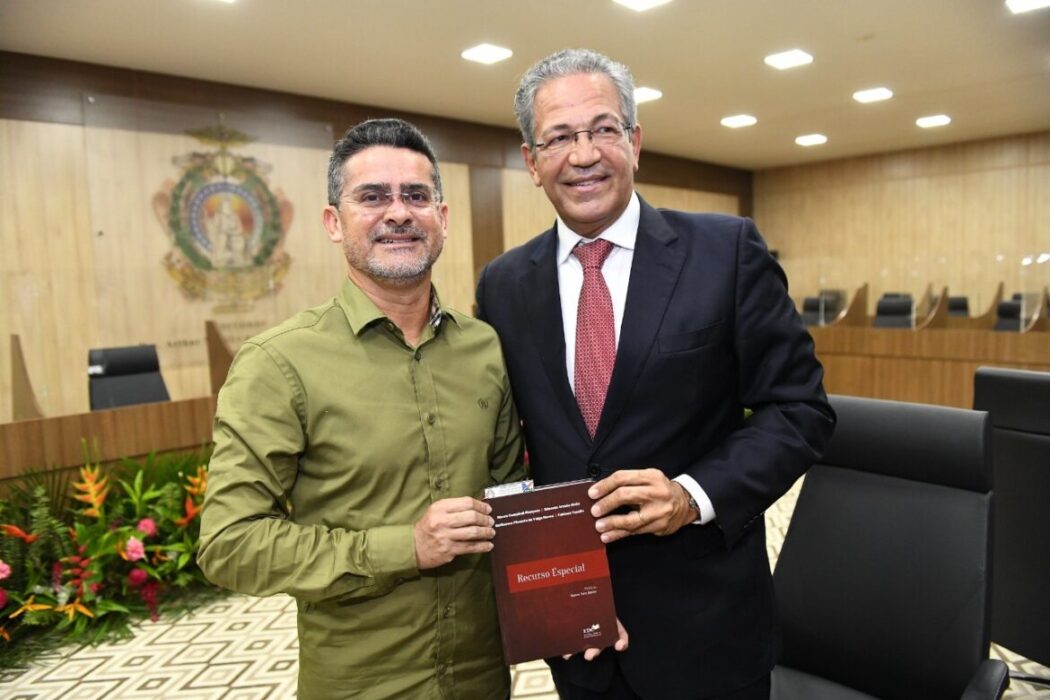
left=198, top=118, right=524, bottom=699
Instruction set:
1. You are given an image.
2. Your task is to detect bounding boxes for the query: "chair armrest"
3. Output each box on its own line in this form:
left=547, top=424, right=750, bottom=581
left=960, top=659, right=1009, bottom=700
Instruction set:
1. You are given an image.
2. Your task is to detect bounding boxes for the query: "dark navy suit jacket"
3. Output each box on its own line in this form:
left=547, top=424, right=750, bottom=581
left=476, top=199, right=835, bottom=698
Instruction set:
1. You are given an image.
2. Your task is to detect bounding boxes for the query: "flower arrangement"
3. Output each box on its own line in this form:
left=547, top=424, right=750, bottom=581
left=0, top=447, right=215, bottom=664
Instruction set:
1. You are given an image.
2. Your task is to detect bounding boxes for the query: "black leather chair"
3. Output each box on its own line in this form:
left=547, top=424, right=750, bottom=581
left=974, top=367, right=1050, bottom=686
left=801, top=290, right=844, bottom=326
left=948, top=296, right=970, bottom=316
left=993, top=300, right=1023, bottom=332
left=88, top=345, right=170, bottom=410
left=772, top=395, right=1008, bottom=700
left=873, top=294, right=913, bottom=328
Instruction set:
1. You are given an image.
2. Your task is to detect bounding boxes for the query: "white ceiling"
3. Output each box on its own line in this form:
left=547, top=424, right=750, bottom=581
left=1, top=0, right=1048, bottom=170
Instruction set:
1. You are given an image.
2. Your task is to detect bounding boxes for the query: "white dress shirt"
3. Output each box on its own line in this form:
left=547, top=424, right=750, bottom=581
left=555, top=193, right=716, bottom=524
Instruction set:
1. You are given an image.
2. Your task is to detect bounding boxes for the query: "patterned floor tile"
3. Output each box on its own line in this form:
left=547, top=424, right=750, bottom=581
left=512, top=659, right=558, bottom=698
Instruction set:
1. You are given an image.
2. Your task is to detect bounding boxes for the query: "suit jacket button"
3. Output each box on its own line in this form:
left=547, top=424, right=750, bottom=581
left=587, top=464, right=600, bottom=478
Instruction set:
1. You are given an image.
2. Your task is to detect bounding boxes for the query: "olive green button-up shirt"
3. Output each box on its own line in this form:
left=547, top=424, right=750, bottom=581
left=198, top=278, right=524, bottom=700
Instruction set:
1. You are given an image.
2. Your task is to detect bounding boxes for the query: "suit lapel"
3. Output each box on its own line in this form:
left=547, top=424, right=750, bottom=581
left=519, top=227, right=591, bottom=444
left=593, top=200, right=685, bottom=449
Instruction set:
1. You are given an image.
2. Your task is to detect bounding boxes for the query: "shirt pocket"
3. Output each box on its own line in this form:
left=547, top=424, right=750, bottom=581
left=658, top=320, right=725, bottom=354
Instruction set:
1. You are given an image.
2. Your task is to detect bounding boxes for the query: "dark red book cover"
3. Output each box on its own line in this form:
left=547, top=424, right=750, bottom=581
left=485, top=479, right=619, bottom=665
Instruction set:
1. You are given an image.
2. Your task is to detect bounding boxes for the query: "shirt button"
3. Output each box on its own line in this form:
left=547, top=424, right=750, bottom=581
left=443, top=605, right=453, bottom=618
left=437, top=663, right=447, bottom=675
left=427, top=413, right=436, bottom=425
left=414, top=349, right=422, bottom=361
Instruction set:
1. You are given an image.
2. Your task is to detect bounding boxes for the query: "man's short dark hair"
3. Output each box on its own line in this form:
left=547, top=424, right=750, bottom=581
left=327, top=118, right=443, bottom=206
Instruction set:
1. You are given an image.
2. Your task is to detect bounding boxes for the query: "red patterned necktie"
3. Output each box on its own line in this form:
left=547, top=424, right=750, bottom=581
left=572, top=239, right=616, bottom=438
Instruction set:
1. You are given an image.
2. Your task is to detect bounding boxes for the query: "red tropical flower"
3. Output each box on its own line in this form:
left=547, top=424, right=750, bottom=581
left=0, top=524, right=38, bottom=545
left=174, top=495, right=202, bottom=528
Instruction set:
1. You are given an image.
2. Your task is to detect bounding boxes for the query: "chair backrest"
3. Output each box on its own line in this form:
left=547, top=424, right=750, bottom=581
left=947, top=296, right=970, bottom=316
left=88, top=345, right=170, bottom=410
left=801, top=293, right=842, bottom=326
left=774, top=395, right=993, bottom=700
left=973, top=367, right=1050, bottom=667
left=800, top=297, right=822, bottom=326
left=993, top=300, right=1022, bottom=332
left=873, top=295, right=913, bottom=328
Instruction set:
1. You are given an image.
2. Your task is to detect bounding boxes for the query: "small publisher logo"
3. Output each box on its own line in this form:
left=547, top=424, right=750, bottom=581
left=582, top=623, right=601, bottom=639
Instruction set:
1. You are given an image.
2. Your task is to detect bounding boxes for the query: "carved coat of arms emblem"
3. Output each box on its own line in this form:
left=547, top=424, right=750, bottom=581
left=153, top=126, right=293, bottom=310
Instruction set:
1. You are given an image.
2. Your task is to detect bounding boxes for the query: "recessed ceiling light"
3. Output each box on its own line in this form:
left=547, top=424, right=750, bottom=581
left=634, top=87, right=663, bottom=104
left=613, top=0, right=673, bottom=11
left=916, top=114, right=951, bottom=128
left=764, top=49, right=813, bottom=70
left=795, top=133, right=828, bottom=147
left=721, top=114, right=758, bottom=128
left=1006, top=0, right=1050, bottom=13
left=211, top=0, right=237, bottom=3
left=853, top=87, right=894, bottom=103
left=461, top=43, right=513, bottom=65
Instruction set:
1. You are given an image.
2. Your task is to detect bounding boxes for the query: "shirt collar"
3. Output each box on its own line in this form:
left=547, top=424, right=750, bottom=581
left=338, top=277, right=455, bottom=337
left=556, top=191, right=640, bottom=265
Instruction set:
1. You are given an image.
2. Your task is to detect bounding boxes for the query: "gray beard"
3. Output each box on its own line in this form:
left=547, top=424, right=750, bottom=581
left=345, top=224, right=442, bottom=285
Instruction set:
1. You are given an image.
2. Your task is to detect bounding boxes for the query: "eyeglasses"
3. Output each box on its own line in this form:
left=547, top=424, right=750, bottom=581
left=533, top=121, right=632, bottom=154
left=346, top=186, right=441, bottom=210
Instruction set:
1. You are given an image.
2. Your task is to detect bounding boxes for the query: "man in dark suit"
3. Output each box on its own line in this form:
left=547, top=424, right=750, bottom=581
left=476, top=49, right=835, bottom=700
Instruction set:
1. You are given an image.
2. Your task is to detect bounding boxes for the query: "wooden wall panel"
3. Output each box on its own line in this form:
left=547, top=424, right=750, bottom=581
left=0, top=120, right=97, bottom=422
left=635, top=183, right=739, bottom=216
left=428, top=163, right=475, bottom=316
left=501, top=169, right=557, bottom=252
left=0, top=396, right=216, bottom=478
left=755, top=131, right=1050, bottom=312
left=1026, top=163, right=1050, bottom=295
left=469, top=166, right=504, bottom=280
left=812, top=325, right=1050, bottom=409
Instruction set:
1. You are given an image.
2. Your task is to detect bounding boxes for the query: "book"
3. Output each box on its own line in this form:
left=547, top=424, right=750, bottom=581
left=484, top=478, right=619, bottom=665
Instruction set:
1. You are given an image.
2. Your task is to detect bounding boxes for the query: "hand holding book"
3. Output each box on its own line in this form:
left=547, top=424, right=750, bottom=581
left=413, top=497, right=495, bottom=569
left=565, top=617, right=629, bottom=661
left=589, top=468, right=698, bottom=543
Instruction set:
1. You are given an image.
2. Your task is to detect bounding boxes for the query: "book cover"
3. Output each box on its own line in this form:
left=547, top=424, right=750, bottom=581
left=485, top=479, right=619, bottom=665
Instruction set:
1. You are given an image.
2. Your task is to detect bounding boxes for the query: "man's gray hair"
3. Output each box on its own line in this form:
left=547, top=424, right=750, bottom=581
left=514, top=48, right=637, bottom=149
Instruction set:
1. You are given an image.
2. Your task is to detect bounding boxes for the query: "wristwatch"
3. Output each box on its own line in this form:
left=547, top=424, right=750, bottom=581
left=685, top=493, right=700, bottom=519
left=675, top=481, right=700, bottom=519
